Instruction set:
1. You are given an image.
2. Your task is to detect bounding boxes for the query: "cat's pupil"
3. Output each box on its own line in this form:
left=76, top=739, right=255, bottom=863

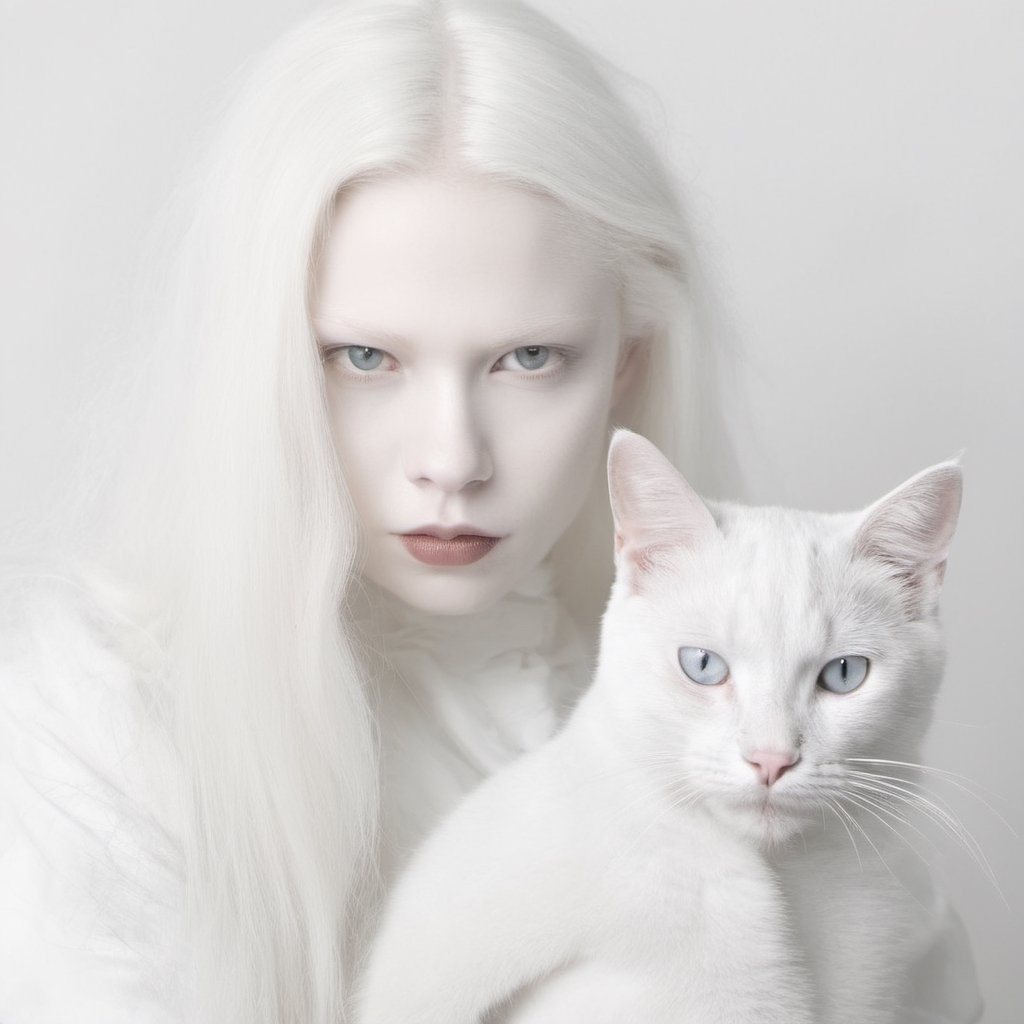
left=840, top=658, right=848, bottom=679
left=700, top=650, right=709, bottom=671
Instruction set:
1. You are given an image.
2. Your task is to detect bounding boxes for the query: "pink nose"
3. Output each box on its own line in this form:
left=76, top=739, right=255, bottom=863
left=746, top=750, right=800, bottom=787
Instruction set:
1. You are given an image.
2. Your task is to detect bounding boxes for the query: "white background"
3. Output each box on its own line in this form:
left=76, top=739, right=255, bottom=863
left=1, top=1, right=1021, bottom=1020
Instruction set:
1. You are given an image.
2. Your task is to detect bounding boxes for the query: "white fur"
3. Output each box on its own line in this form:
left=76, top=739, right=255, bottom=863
left=358, top=431, right=964, bottom=1024
left=359, top=712, right=813, bottom=1024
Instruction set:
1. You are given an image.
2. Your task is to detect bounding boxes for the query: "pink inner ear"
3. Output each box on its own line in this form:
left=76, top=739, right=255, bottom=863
left=606, top=430, right=718, bottom=579
left=851, top=463, right=962, bottom=616
left=855, top=463, right=962, bottom=573
left=616, top=539, right=672, bottom=596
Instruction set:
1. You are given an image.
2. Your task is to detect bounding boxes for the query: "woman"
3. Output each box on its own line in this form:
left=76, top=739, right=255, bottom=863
left=0, top=2, right=979, bottom=1023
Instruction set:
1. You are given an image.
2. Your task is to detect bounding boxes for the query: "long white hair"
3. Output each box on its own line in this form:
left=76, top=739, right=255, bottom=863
left=69, top=1, right=734, bottom=1021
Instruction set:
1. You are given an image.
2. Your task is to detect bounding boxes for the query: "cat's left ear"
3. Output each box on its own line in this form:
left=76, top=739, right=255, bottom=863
left=853, top=459, right=963, bottom=607
left=607, top=429, right=718, bottom=593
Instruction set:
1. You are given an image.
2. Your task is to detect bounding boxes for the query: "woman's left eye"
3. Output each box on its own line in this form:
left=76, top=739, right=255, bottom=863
left=817, top=656, right=870, bottom=694
left=494, top=345, right=552, bottom=372
left=346, top=345, right=386, bottom=371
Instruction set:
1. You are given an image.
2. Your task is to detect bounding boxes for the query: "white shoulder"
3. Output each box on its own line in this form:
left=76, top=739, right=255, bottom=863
left=902, top=860, right=984, bottom=1024
left=0, top=580, right=187, bottom=1023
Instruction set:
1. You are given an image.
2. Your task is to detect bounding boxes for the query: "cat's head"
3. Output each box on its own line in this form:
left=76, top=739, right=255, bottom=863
left=597, top=429, right=963, bottom=848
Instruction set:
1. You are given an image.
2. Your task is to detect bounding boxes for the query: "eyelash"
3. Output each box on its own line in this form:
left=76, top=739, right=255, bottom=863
left=319, top=344, right=575, bottom=381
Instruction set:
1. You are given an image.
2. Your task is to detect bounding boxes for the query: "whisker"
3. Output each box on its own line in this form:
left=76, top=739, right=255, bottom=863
left=844, top=772, right=1003, bottom=897
left=835, top=794, right=898, bottom=879
left=843, top=780, right=941, bottom=857
left=839, top=792, right=925, bottom=898
left=823, top=797, right=863, bottom=871
left=847, top=773, right=991, bottom=866
left=845, top=756, right=971, bottom=779
left=844, top=760, right=1017, bottom=838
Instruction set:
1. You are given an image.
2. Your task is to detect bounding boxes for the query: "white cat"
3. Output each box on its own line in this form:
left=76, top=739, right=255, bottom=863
left=357, top=429, right=964, bottom=1024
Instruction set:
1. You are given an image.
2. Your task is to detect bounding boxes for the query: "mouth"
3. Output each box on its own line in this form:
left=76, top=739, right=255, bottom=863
left=398, top=527, right=502, bottom=567
left=730, top=788, right=805, bottom=820
left=753, top=791, right=816, bottom=828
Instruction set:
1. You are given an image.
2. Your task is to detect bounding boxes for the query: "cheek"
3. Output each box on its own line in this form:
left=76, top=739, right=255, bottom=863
left=687, top=693, right=739, bottom=759
left=822, top=667, right=925, bottom=755
left=804, top=688, right=888, bottom=767
left=324, top=386, right=397, bottom=511
left=493, top=375, right=616, bottom=519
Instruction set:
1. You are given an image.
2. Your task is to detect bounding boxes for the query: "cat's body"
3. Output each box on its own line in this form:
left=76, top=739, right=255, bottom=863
left=358, top=431, right=965, bottom=1024
left=359, top=699, right=813, bottom=1024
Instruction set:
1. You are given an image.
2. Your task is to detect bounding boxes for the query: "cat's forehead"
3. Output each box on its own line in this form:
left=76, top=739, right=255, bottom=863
left=644, top=501, right=895, bottom=658
left=707, top=500, right=851, bottom=572
left=714, top=507, right=835, bottom=638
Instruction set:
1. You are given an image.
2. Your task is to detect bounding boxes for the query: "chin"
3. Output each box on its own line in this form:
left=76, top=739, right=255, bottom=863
left=717, top=793, right=813, bottom=850
left=366, top=541, right=553, bottom=617
left=374, top=570, right=512, bottom=617
left=756, top=806, right=810, bottom=850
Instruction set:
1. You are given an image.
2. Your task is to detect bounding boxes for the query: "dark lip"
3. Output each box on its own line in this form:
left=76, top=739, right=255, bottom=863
left=399, top=534, right=502, bottom=567
left=399, top=525, right=502, bottom=540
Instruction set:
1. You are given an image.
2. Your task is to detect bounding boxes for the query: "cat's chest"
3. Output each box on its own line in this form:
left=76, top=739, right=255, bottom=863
left=581, top=800, right=778, bottom=951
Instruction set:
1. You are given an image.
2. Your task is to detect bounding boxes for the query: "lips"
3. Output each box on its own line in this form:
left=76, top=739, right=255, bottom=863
left=399, top=529, right=501, bottom=567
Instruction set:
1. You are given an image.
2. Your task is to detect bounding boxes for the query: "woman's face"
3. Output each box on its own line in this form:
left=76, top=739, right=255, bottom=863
left=313, top=174, right=631, bottom=615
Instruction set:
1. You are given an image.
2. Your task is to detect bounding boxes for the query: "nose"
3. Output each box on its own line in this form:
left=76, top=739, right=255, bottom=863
left=745, top=750, right=800, bottom=787
left=403, top=381, right=493, bottom=493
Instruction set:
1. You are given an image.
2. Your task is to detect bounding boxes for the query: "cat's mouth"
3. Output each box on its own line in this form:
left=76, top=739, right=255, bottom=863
left=722, top=789, right=817, bottom=847
left=731, top=787, right=814, bottom=823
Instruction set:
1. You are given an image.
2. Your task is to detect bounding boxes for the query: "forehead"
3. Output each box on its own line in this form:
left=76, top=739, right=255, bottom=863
left=313, top=173, right=618, bottom=345
left=716, top=511, right=833, bottom=641
left=654, top=507, right=887, bottom=661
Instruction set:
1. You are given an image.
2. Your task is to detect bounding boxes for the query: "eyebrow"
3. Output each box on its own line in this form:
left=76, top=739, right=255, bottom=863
left=310, top=313, right=601, bottom=349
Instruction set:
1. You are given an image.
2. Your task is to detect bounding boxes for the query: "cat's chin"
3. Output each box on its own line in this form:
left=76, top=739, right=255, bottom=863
left=713, top=792, right=815, bottom=849
left=755, top=808, right=810, bottom=850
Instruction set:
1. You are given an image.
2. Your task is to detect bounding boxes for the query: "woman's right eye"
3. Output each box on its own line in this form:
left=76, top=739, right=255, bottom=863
left=321, top=344, right=398, bottom=374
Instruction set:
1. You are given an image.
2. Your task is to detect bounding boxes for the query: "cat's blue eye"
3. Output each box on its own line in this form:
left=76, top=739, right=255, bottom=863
left=678, top=647, right=729, bottom=686
left=817, top=656, right=870, bottom=694
left=346, top=346, right=385, bottom=371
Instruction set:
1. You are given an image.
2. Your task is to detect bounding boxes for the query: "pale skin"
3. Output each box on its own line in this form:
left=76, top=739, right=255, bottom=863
left=313, top=173, right=637, bottom=615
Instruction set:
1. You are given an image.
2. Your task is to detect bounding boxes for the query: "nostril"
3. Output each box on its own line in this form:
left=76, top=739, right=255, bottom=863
left=746, top=750, right=801, bottom=787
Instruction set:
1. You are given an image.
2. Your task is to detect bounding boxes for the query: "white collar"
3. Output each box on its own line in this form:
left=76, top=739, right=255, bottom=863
left=354, top=559, right=586, bottom=776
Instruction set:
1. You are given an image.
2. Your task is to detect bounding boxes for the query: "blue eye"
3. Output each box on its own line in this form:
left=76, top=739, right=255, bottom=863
left=347, top=346, right=385, bottom=371
left=678, top=647, right=729, bottom=686
left=817, top=656, right=870, bottom=694
left=513, top=345, right=550, bottom=370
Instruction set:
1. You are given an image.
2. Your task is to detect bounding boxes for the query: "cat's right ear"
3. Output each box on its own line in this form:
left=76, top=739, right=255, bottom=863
left=607, top=429, right=718, bottom=593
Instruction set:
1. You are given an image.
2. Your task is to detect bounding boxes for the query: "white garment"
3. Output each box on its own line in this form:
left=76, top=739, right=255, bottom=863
left=353, top=561, right=589, bottom=881
left=0, top=573, right=983, bottom=1022
left=0, top=568, right=586, bottom=1022
left=0, top=584, right=186, bottom=1024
